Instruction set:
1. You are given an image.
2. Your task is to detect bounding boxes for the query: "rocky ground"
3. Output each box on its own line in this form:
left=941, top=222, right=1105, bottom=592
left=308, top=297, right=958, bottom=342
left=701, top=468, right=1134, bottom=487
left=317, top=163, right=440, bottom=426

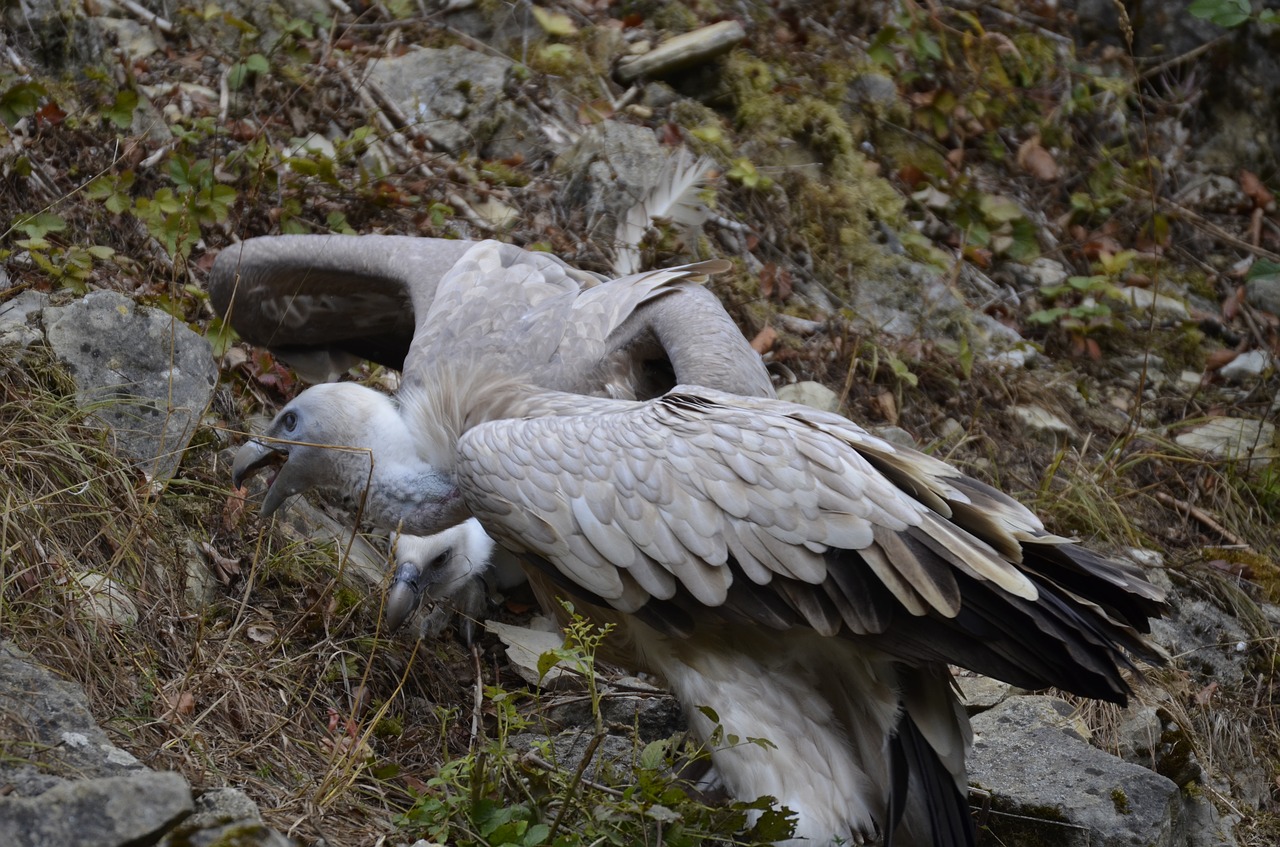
left=2, top=0, right=1279, bottom=845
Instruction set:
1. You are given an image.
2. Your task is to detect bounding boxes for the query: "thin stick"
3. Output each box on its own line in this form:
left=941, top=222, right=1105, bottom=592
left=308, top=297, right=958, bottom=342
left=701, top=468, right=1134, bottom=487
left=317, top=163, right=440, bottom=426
left=1153, top=491, right=1251, bottom=548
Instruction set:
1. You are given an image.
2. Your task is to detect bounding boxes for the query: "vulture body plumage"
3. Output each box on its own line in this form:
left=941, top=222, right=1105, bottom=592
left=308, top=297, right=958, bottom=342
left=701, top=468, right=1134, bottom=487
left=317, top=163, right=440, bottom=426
left=220, top=237, right=1166, bottom=847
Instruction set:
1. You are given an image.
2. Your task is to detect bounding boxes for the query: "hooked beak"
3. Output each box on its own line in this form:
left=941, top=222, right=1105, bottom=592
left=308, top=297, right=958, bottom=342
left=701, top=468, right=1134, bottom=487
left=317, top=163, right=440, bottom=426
left=232, top=438, right=291, bottom=518
left=385, top=560, right=424, bottom=632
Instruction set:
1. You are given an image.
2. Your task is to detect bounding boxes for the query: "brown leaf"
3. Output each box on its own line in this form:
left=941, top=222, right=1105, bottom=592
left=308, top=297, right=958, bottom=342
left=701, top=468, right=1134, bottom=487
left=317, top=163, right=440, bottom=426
left=1016, top=136, right=1059, bottom=181
left=1205, top=349, right=1239, bottom=372
left=1239, top=170, right=1274, bottom=209
left=1222, top=285, right=1245, bottom=321
left=750, top=326, right=778, bottom=354
left=1193, top=681, right=1218, bottom=706
left=760, top=263, right=793, bottom=302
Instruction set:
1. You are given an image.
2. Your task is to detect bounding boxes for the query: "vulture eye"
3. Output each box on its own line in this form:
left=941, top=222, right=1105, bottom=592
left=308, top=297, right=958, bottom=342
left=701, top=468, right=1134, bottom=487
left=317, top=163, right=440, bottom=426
left=281, top=410, right=298, bottom=432
left=427, top=550, right=451, bottom=571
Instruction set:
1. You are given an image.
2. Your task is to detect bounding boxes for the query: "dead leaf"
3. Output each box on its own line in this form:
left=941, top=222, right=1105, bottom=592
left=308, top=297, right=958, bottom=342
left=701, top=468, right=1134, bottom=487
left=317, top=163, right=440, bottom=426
left=1239, top=170, right=1274, bottom=209
left=1193, top=681, right=1218, bottom=706
left=1016, top=136, right=1059, bottom=181
left=760, top=263, right=793, bottom=301
left=750, top=326, right=778, bottom=354
left=200, top=541, right=242, bottom=583
left=873, top=390, right=898, bottom=425
left=1206, top=349, right=1238, bottom=372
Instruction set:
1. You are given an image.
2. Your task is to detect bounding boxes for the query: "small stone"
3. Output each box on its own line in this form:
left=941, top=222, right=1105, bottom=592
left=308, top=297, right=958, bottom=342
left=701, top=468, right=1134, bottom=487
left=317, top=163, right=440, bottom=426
left=1116, top=285, right=1189, bottom=319
left=68, top=572, right=138, bottom=628
left=1024, top=257, right=1069, bottom=288
left=1010, top=405, right=1077, bottom=445
left=1245, top=273, right=1280, bottom=316
left=776, top=381, right=839, bottom=413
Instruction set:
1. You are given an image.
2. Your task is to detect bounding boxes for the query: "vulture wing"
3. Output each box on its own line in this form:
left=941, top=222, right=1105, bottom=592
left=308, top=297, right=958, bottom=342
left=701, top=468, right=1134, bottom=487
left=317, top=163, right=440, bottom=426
left=453, top=385, right=1165, bottom=702
left=211, top=235, right=771, bottom=399
left=408, top=240, right=732, bottom=395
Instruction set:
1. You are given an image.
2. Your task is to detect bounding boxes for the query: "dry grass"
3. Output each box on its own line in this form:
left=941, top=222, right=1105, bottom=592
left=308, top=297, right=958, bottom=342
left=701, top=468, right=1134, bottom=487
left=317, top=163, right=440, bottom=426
left=0, top=346, right=482, bottom=844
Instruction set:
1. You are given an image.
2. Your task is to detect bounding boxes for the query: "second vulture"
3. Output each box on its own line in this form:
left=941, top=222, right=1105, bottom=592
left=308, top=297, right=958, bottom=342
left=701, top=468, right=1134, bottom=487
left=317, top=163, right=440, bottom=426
left=224, top=237, right=1166, bottom=847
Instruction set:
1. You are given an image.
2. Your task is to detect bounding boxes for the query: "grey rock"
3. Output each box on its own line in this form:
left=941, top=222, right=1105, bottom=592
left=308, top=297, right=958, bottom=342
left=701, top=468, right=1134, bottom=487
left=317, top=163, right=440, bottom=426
left=43, top=290, right=217, bottom=481
left=0, top=640, right=148, bottom=790
left=510, top=728, right=646, bottom=786
left=0, top=290, right=49, bottom=349
left=846, top=73, right=900, bottom=114
left=1173, top=417, right=1277, bottom=466
left=182, top=539, right=222, bottom=611
left=1117, top=286, right=1190, bottom=319
left=67, top=571, right=139, bottom=628
left=1150, top=598, right=1250, bottom=687
left=545, top=684, right=685, bottom=744
left=969, top=696, right=1182, bottom=847
left=1245, top=273, right=1280, bottom=317
left=0, top=771, right=193, bottom=847
left=366, top=46, right=543, bottom=160
left=1174, top=174, right=1247, bottom=214
left=159, top=788, right=295, bottom=847
left=955, top=675, right=1011, bottom=714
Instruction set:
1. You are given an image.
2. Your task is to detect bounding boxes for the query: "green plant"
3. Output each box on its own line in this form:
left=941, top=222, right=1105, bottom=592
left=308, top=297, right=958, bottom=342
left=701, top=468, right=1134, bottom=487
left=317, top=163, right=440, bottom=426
left=1026, top=250, right=1135, bottom=358
left=395, top=610, right=796, bottom=846
left=1189, top=0, right=1280, bottom=28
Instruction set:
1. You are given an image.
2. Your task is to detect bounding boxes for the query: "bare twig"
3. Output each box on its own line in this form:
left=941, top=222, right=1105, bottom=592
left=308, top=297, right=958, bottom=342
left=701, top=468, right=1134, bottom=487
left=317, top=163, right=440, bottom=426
left=1153, top=491, right=1252, bottom=548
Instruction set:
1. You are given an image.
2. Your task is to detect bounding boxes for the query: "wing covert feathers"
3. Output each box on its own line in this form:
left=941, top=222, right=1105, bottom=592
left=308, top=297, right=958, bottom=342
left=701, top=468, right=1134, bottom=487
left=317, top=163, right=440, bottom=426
left=451, top=383, right=1166, bottom=702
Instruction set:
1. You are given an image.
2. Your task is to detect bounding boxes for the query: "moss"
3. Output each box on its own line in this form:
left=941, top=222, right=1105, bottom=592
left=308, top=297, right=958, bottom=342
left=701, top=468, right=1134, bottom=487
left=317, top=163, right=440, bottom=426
left=1110, top=787, right=1131, bottom=814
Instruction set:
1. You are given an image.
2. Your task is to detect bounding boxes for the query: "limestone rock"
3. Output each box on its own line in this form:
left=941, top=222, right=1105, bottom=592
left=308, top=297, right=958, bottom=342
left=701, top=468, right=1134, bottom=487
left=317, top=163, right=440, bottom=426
left=43, top=291, right=217, bottom=481
left=0, top=290, right=49, bottom=349
left=969, top=696, right=1182, bottom=847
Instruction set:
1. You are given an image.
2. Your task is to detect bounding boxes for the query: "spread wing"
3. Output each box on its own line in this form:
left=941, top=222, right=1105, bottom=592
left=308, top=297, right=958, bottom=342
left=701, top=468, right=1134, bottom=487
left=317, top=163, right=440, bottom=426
left=410, top=240, right=730, bottom=394
left=455, top=387, right=1165, bottom=701
left=209, top=235, right=485, bottom=371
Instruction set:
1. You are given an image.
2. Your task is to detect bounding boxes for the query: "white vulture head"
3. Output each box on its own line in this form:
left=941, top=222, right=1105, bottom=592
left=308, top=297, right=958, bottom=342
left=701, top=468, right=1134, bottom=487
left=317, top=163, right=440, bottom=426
left=220, top=237, right=1167, bottom=847
left=383, top=522, right=526, bottom=644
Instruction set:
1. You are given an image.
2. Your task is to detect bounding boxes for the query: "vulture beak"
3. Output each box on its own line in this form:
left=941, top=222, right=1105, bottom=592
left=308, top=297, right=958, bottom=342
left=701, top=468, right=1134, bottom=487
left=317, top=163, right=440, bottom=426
left=385, top=560, right=424, bottom=632
left=231, top=438, right=292, bottom=518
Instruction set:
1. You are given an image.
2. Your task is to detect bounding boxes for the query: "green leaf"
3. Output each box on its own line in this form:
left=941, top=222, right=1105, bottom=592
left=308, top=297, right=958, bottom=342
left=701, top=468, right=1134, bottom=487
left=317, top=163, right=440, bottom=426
left=523, top=823, right=550, bottom=845
left=228, top=62, right=251, bottom=90
left=1188, top=0, right=1251, bottom=27
left=977, top=193, right=1024, bottom=223
left=245, top=53, right=270, bottom=73
left=0, top=80, right=47, bottom=126
left=103, top=89, right=139, bottom=129
left=1027, top=307, right=1067, bottom=325
left=1246, top=259, right=1280, bottom=280
left=888, top=354, right=918, bottom=387
left=13, top=211, right=67, bottom=239
left=638, top=739, right=670, bottom=770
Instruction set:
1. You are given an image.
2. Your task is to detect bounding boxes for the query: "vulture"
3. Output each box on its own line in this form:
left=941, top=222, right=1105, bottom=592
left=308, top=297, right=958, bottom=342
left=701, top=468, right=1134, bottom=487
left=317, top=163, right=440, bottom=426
left=219, top=236, right=1166, bottom=847
left=212, top=233, right=773, bottom=636
left=385, top=524, right=526, bottom=643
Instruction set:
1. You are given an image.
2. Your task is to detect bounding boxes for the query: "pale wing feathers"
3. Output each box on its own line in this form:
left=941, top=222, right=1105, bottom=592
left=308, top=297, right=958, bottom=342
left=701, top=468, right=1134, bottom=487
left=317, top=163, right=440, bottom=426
left=454, top=386, right=1042, bottom=629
